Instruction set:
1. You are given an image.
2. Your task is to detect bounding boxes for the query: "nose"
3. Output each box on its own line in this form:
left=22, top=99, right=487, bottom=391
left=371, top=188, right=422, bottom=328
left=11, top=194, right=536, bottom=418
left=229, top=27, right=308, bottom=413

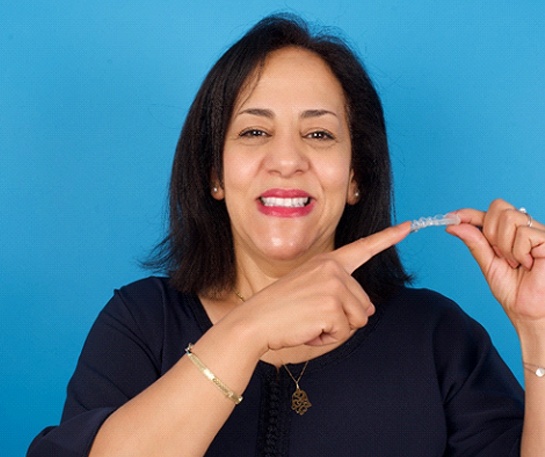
left=263, top=132, right=310, bottom=177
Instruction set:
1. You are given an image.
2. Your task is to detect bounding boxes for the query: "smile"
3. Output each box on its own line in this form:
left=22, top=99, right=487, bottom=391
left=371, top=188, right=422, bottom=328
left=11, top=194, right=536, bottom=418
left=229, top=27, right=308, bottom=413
left=260, top=197, right=310, bottom=208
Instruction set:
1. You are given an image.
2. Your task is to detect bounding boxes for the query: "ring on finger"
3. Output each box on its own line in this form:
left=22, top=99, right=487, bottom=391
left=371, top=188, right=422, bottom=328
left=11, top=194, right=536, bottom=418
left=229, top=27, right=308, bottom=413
left=518, top=207, right=533, bottom=228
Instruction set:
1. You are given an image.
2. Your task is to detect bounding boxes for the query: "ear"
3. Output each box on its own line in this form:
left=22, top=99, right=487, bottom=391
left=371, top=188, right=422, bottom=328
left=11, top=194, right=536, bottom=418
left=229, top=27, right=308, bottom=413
left=211, top=184, right=224, bottom=200
left=210, top=171, right=225, bottom=200
left=346, top=170, right=360, bottom=205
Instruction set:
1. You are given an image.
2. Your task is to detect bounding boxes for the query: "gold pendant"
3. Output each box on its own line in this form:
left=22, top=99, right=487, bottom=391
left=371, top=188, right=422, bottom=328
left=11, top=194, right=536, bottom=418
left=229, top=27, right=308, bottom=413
left=291, top=387, right=312, bottom=415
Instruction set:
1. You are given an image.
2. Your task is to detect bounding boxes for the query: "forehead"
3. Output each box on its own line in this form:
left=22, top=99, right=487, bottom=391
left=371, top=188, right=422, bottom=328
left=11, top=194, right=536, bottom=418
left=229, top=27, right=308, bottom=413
left=234, top=47, right=347, bottom=113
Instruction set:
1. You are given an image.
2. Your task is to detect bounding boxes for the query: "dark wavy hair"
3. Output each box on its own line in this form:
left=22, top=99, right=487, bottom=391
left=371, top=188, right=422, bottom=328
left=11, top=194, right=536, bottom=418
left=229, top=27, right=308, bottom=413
left=147, top=14, right=411, bottom=302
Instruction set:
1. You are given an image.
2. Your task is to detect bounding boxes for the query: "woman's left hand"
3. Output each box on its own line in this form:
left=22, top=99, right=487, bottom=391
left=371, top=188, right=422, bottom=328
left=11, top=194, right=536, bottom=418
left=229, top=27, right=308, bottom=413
left=447, top=199, right=545, bottom=328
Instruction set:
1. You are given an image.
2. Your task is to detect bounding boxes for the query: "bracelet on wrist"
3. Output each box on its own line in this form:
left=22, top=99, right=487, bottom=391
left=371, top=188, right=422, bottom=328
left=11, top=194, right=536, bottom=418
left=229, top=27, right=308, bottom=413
left=185, top=344, right=243, bottom=405
left=523, top=362, right=545, bottom=378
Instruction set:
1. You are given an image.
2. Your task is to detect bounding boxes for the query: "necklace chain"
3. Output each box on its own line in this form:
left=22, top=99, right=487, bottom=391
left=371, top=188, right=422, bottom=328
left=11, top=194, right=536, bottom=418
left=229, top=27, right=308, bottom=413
left=234, top=290, right=313, bottom=415
left=284, top=360, right=309, bottom=389
left=234, top=290, right=246, bottom=303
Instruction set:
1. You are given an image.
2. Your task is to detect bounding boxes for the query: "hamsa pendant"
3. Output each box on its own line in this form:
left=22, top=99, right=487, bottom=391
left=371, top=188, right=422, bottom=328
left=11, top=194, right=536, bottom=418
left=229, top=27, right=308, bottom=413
left=291, top=388, right=312, bottom=415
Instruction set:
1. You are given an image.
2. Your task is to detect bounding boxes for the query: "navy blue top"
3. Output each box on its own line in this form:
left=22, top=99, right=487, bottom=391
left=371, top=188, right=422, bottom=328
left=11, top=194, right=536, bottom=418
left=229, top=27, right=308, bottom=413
left=28, top=277, right=524, bottom=456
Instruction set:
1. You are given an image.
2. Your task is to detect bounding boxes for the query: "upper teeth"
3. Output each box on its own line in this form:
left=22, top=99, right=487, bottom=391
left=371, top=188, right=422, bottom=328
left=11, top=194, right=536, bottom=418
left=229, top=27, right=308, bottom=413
left=261, top=197, right=309, bottom=208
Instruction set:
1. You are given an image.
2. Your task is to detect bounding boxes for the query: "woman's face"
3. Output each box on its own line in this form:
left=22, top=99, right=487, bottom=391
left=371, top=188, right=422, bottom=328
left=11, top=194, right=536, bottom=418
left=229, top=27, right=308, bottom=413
left=215, top=47, right=358, bottom=268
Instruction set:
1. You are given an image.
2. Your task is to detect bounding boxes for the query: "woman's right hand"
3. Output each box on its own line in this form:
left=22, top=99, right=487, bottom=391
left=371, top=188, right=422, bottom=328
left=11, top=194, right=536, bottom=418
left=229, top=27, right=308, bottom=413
left=89, top=221, right=411, bottom=457
left=223, top=222, right=411, bottom=355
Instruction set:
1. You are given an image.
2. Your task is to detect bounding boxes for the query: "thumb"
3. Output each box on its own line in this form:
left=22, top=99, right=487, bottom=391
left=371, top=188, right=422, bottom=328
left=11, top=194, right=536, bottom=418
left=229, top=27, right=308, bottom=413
left=446, top=209, right=496, bottom=274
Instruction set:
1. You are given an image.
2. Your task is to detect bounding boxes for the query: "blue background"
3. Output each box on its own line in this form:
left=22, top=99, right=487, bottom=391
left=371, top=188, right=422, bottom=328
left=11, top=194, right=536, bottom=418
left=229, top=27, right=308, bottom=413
left=1, top=1, right=544, bottom=455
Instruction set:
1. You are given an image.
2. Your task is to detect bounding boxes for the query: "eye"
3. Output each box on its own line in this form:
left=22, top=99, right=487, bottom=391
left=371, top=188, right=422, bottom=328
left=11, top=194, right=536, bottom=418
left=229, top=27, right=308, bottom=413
left=239, top=128, right=270, bottom=138
left=306, top=130, right=335, bottom=141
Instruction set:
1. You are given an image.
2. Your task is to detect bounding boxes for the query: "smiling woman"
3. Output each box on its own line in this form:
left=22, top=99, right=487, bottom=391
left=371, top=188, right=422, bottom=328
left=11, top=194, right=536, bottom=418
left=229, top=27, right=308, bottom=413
left=27, top=13, right=545, bottom=457
left=156, top=16, right=409, bottom=302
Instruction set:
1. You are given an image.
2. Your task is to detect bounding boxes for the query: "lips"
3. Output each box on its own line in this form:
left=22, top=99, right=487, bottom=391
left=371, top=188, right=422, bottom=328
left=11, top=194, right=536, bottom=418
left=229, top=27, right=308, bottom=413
left=257, top=189, right=314, bottom=217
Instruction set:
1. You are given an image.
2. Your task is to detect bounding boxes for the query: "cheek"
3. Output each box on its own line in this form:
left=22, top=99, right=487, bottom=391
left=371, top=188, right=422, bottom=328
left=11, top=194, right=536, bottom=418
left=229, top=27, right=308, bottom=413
left=222, top=156, right=264, bottom=211
left=222, top=152, right=257, bottom=187
left=318, top=158, right=353, bottom=189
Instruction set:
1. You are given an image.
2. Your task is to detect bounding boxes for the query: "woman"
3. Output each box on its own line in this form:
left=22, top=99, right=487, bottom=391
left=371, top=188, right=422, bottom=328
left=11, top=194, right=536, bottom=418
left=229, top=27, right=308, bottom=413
left=28, top=14, right=545, bottom=456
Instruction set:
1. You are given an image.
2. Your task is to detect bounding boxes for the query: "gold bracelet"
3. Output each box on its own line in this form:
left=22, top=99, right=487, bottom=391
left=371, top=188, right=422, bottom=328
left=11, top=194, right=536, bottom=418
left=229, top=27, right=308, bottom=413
left=523, top=362, right=545, bottom=378
left=185, top=344, right=243, bottom=404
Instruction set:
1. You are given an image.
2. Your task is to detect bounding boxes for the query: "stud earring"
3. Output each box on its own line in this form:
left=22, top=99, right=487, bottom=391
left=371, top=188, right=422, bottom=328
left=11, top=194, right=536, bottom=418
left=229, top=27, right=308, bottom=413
left=212, top=186, right=218, bottom=193
left=354, top=190, right=360, bottom=198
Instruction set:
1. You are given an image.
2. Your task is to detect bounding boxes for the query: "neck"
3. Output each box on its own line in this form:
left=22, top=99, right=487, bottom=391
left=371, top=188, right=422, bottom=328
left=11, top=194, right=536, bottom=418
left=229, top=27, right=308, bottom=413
left=232, top=240, right=334, bottom=300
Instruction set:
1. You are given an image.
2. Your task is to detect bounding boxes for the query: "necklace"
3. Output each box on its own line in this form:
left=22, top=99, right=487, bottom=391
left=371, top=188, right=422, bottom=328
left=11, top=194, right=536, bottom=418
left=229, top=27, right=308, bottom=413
left=234, top=290, right=313, bottom=415
left=283, top=361, right=312, bottom=415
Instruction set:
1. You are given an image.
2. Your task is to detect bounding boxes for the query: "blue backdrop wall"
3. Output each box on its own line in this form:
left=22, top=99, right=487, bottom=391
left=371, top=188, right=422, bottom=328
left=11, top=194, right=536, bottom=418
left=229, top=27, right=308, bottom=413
left=1, top=1, right=544, bottom=454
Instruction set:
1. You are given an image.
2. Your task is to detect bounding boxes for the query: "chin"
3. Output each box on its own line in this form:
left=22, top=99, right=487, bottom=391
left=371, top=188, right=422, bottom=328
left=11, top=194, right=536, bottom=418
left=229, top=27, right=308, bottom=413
left=259, top=239, right=317, bottom=262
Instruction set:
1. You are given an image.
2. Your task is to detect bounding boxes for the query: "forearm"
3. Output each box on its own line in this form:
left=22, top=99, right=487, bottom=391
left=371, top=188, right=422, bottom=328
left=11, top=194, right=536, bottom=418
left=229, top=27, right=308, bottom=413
left=517, top=321, right=545, bottom=456
left=89, top=317, right=263, bottom=457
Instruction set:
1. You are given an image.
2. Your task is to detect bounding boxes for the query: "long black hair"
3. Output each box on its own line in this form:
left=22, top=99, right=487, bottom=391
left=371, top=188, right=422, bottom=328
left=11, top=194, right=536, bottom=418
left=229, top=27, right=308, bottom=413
left=147, top=14, right=411, bottom=301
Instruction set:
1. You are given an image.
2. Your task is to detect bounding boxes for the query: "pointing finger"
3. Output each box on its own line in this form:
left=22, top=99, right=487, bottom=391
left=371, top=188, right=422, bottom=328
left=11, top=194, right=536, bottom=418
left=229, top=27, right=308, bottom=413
left=333, top=222, right=411, bottom=274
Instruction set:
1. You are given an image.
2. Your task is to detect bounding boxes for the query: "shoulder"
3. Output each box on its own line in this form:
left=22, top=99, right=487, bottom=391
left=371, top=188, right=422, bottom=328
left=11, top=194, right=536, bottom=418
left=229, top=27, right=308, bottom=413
left=98, top=276, right=199, bottom=335
left=384, top=286, right=471, bottom=320
left=105, top=276, right=173, bottom=315
left=111, top=275, right=195, bottom=307
left=91, top=277, right=205, bottom=371
left=380, top=287, right=489, bottom=343
left=377, top=287, right=517, bottom=388
left=115, top=275, right=177, bottom=299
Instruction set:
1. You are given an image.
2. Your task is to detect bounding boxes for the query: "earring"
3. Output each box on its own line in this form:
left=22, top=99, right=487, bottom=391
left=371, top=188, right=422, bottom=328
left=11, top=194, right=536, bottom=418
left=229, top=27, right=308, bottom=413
left=354, top=190, right=360, bottom=198
left=212, top=186, right=218, bottom=193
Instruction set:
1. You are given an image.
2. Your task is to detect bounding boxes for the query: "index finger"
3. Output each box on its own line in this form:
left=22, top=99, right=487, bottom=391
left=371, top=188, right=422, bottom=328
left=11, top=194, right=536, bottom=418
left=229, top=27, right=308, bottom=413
left=332, top=221, right=411, bottom=274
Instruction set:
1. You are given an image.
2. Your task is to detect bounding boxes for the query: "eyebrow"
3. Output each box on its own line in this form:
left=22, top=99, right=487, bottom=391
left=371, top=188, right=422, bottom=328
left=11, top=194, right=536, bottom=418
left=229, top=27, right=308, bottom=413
left=238, top=108, right=274, bottom=118
left=300, top=109, right=338, bottom=119
left=237, top=108, right=339, bottom=119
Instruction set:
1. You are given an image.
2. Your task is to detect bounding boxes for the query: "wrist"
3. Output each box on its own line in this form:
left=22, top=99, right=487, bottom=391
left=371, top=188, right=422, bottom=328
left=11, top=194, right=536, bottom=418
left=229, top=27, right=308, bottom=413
left=514, top=319, right=545, bottom=362
left=215, top=304, right=270, bottom=360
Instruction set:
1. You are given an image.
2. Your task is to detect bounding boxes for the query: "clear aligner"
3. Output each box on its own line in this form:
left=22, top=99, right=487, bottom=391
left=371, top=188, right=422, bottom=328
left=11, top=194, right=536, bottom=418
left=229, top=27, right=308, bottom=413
left=410, top=213, right=461, bottom=233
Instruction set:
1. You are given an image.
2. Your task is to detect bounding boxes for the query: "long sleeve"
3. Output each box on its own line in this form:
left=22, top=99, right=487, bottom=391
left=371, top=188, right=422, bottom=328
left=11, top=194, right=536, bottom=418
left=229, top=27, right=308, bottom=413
left=27, top=277, right=181, bottom=457
left=429, top=290, right=524, bottom=456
